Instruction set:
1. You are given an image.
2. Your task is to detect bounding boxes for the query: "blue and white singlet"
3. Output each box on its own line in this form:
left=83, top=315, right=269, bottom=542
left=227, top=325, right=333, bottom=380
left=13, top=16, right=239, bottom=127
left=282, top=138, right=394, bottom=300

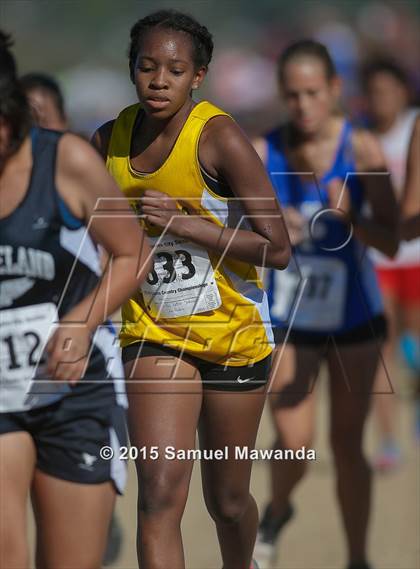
left=265, top=121, right=384, bottom=337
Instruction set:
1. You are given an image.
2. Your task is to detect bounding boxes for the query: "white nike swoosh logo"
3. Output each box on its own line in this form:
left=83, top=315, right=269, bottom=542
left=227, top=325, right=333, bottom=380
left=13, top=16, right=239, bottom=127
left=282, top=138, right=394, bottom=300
left=237, top=376, right=255, bottom=383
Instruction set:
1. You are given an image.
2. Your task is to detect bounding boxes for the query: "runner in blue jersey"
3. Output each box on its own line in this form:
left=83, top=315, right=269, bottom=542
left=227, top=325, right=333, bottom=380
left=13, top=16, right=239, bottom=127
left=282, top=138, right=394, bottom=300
left=0, top=32, right=150, bottom=568
left=253, top=40, right=398, bottom=569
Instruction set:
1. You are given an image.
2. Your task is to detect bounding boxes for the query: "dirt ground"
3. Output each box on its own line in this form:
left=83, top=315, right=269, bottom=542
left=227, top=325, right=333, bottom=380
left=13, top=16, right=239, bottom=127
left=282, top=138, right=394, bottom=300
left=109, top=372, right=419, bottom=569
left=28, top=370, right=419, bottom=569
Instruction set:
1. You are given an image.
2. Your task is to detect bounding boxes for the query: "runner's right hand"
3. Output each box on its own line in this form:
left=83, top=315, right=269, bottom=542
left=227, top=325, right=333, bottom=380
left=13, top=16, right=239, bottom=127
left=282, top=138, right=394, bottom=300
left=46, top=324, right=91, bottom=384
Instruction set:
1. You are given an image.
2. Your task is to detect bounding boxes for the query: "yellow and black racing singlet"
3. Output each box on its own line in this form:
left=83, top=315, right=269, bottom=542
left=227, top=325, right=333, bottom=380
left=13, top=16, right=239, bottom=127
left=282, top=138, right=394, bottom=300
left=106, top=101, right=273, bottom=366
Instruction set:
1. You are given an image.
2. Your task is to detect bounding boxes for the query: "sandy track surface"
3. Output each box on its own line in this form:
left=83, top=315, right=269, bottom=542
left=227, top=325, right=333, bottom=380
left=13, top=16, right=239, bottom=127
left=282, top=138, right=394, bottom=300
left=27, top=374, right=419, bottom=569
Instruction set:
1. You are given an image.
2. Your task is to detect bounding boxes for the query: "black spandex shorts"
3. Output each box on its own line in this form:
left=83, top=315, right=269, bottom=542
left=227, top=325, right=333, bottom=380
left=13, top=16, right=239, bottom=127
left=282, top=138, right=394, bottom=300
left=0, top=397, right=128, bottom=494
left=122, top=342, right=271, bottom=391
left=273, top=314, right=388, bottom=347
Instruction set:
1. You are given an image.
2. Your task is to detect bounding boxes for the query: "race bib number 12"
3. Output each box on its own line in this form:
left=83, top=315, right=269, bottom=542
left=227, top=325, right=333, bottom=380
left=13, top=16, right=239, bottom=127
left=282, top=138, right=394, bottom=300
left=0, top=302, right=65, bottom=412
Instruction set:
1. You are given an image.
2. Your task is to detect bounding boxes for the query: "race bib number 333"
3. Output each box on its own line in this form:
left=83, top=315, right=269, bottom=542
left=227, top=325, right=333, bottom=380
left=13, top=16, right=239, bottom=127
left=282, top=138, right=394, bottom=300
left=141, top=234, right=222, bottom=319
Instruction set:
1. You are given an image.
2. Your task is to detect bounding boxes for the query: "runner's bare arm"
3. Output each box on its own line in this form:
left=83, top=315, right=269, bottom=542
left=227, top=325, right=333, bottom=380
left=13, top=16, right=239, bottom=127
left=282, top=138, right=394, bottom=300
left=55, top=133, right=151, bottom=330
left=142, top=117, right=291, bottom=269
left=400, top=115, right=420, bottom=241
left=352, top=129, right=399, bottom=257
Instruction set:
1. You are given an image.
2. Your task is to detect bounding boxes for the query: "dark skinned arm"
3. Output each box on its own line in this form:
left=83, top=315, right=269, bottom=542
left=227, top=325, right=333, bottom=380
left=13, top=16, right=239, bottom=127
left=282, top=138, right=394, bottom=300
left=141, top=116, right=291, bottom=270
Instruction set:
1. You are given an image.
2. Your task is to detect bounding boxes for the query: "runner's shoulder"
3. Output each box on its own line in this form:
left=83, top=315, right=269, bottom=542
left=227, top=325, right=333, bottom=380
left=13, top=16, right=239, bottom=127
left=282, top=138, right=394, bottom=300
left=58, top=132, right=103, bottom=174
left=200, top=114, right=264, bottom=170
left=200, top=114, right=242, bottom=148
left=55, top=132, right=109, bottom=219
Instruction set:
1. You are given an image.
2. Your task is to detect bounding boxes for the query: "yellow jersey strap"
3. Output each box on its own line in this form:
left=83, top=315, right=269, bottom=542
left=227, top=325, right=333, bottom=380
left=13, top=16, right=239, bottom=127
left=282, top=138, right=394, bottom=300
left=170, top=101, right=231, bottom=182
left=190, top=100, right=230, bottom=123
left=107, top=101, right=230, bottom=165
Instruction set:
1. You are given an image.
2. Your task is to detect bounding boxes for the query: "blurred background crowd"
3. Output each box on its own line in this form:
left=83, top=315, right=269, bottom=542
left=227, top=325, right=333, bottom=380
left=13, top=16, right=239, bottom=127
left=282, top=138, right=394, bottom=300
left=3, top=0, right=419, bottom=135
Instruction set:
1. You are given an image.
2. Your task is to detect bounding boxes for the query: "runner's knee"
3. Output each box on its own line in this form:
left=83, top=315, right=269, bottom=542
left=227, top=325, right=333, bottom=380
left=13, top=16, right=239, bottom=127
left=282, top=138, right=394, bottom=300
left=330, top=426, right=365, bottom=462
left=138, top=468, right=189, bottom=516
left=273, top=419, right=314, bottom=453
left=277, top=434, right=313, bottom=453
left=205, top=487, right=251, bottom=524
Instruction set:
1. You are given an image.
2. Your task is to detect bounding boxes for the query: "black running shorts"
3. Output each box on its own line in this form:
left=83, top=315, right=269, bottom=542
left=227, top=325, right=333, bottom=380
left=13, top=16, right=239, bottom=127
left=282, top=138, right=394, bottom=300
left=122, top=341, right=271, bottom=391
left=0, top=397, right=128, bottom=494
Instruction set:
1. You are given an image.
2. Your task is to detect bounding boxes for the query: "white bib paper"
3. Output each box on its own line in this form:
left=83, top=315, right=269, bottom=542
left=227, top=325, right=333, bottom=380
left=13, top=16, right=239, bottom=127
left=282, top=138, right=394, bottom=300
left=271, top=256, right=347, bottom=330
left=0, top=302, right=67, bottom=412
left=141, top=234, right=221, bottom=319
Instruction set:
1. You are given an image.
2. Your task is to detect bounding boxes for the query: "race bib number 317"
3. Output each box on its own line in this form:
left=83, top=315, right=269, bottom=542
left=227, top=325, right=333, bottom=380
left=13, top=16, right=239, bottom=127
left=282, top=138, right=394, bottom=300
left=271, top=256, right=347, bottom=330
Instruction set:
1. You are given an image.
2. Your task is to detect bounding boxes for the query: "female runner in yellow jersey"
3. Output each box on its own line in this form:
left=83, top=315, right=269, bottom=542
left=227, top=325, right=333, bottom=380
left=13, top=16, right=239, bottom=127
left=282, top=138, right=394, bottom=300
left=92, top=9, right=290, bottom=569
